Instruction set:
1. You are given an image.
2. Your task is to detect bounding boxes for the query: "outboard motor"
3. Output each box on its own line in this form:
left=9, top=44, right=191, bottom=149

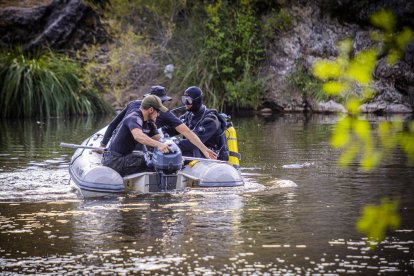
left=151, top=139, right=183, bottom=191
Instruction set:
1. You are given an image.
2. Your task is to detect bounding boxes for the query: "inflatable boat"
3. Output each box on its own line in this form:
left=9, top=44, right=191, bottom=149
left=63, top=127, right=244, bottom=198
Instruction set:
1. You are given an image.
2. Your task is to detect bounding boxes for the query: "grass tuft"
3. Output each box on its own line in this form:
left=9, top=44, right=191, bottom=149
left=0, top=47, right=113, bottom=118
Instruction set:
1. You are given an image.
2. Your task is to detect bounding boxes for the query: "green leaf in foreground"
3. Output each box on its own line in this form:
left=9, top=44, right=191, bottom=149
left=357, top=198, right=400, bottom=247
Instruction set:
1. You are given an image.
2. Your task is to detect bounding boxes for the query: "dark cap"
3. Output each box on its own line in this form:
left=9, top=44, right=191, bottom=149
left=145, top=85, right=172, bottom=102
left=141, top=95, right=168, bottom=112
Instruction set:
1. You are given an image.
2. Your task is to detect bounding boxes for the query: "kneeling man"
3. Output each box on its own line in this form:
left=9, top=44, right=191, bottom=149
left=102, top=95, right=170, bottom=176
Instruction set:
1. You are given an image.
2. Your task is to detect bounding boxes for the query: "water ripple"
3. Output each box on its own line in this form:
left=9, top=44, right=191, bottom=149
left=0, top=168, right=78, bottom=202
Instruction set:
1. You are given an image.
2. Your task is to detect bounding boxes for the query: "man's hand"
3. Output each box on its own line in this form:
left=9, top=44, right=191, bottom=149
left=157, top=143, right=171, bottom=154
left=92, top=144, right=105, bottom=154
left=203, top=148, right=217, bottom=160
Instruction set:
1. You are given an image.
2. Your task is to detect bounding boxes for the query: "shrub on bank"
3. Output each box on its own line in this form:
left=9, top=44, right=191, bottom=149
left=0, top=48, right=113, bottom=118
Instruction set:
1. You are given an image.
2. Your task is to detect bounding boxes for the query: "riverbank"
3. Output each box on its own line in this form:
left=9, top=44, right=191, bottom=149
left=1, top=0, right=413, bottom=114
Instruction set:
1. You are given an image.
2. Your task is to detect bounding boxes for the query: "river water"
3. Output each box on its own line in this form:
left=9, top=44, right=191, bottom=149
left=0, top=114, right=413, bottom=275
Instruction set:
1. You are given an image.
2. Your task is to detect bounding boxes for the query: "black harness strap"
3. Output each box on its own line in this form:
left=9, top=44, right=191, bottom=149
left=229, top=151, right=241, bottom=160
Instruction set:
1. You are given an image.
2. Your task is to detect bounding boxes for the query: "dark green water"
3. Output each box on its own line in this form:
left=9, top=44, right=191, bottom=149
left=0, top=114, right=413, bottom=274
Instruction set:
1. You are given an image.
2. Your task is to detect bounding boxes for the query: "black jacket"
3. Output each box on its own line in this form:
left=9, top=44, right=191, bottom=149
left=178, top=105, right=229, bottom=160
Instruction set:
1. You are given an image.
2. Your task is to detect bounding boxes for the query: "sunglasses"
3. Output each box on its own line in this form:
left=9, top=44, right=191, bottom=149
left=181, top=95, right=201, bottom=105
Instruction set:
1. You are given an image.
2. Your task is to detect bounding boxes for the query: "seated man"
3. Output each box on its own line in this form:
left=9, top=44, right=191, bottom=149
left=100, top=85, right=216, bottom=160
left=175, top=86, right=229, bottom=161
left=101, top=95, right=170, bottom=176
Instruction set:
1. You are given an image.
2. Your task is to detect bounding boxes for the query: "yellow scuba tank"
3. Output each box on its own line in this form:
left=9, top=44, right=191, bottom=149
left=225, top=125, right=241, bottom=168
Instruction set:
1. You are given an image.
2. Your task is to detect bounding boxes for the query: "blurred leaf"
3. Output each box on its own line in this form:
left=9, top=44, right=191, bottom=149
left=399, top=122, right=414, bottom=163
left=361, top=150, right=381, bottom=171
left=346, top=49, right=377, bottom=84
left=312, top=60, right=342, bottom=80
left=387, top=48, right=402, bottom=65
left=392, top=119, right=403, bottom=130
left=370, top=9, right=396, bottom=33
left=337, top=39, right=353, bottom=56
left=357, top=198, right=400, bottom=247
left=354, top=119, right=371, bottom=142
left=338, top=144, right=358, bottom=167
left=331, top=117, right=351, bottom=148
left=396, top=27, right=414, bottom=50
left=370, top=30, right=384, bottom=42
left=346, top=98, right=361, bottom=115
left=378, top=121, right=393, bottom=149
left=331, top=131, right=349, bottom=149
left=322, top=81, right=346, bottom=95
left=362, top=87, right=375, bottom=100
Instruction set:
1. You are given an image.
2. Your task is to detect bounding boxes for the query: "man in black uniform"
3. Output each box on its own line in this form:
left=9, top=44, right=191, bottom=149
left=101, top=95, right=171, bottom=176
left=99, top=86, right=216, bottom=160
left=177, top=86, right=229, bottom=161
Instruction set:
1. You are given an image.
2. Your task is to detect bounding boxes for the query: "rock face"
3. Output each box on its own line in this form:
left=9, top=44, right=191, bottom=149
left=262, top=0, right=414, bottom=114
left=0, top=0, right=108, bottom=52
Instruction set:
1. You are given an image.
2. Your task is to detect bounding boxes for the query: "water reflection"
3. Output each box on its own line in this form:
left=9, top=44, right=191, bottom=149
left=0, top=116, right=110, bottom=171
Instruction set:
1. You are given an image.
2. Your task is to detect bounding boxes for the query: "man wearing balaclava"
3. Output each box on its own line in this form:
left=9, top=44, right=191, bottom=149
left=177, top=86, right=229, bottom=161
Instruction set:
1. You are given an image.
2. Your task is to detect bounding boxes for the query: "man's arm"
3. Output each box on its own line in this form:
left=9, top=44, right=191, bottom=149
left=131, top=128, right=170, bottom=153
left=177, top=118, right=219, bottom=157
left=175, top=124, right=217, bottom=159
left=92, top=107, right=129, bottom=154
left=151, top=134, right=161, bottom=141
left=101, top=106, right=128, bottom=147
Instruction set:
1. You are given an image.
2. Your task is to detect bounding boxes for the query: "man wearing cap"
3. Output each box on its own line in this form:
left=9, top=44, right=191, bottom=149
left=176, top=86, right=230, bottom=161
left=99, top=85, right=217, bottom=160
left=101, top=95, right=171, bottom=176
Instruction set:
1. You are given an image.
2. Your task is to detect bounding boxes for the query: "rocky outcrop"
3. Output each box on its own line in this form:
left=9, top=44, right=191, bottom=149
left=0, top=0, right=108, bottom=52
left=263, top=0, right=414, bottom=114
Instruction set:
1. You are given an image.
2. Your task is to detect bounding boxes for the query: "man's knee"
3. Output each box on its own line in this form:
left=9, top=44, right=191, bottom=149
left=121, top=152, right=148, bottom=175
left=102, top=152, right=124, bottom=174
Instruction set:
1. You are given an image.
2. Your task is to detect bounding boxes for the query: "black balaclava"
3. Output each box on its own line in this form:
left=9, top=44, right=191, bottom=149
left=184, top=86, right=203, bottom=113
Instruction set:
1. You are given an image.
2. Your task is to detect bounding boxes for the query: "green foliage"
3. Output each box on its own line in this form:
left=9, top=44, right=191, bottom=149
left=82, top=26, right=156, bottom=104
left=206, top=0, right=266, bottom=109
left=98, top=0, right=268, bottom=110
left=170, top=53, right=221, bottom=108
left=357, top=198, right=400, bottom=247
left=263, top=8, right=293, bottom=39
left=170, top=0, right=266, bottom=110
left=0, top=48, right=113, bottom=118
left=289, top=60, right=326, bottom=102
left=225, top=72, right=265, bottom=110
left=106, top=0, right=183, bottom=44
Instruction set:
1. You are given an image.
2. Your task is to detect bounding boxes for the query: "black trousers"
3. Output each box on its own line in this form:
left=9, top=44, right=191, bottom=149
left=102, top=150, right=148, bottom=176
